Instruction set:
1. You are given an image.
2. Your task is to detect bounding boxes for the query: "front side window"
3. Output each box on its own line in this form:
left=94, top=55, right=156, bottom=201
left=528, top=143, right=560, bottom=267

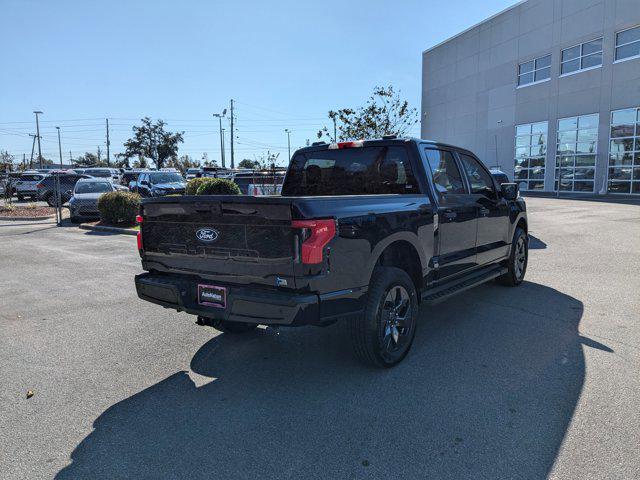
left=424, top=149, right=466, bottom=195
left=561, top=38, right=603, bottom=75
left=608, top=107, right=640, bottom=194
left=615, top=26, right=640, bottom=61
left=555, top=114, right=598, bottom=192
left=458, top=153, right=496, bottom=199
left=518, top=54, right=551, bottom=86
left=514, top=122, right=548, bottom=191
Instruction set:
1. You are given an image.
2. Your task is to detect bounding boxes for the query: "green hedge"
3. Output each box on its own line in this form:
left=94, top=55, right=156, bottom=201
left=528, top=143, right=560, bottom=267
left=97, top=191, right=141, bottom=225
left=195, top=178, right=241, bottom=195
left=185, top=177, right=209, bottom=195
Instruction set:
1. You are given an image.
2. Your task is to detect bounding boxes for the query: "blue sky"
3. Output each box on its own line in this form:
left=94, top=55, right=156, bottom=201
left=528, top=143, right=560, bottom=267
left=1, top=0, right=516, bottom=166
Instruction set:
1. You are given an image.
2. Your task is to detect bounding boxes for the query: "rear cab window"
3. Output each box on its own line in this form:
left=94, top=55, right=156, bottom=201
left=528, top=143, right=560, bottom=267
left=282, top=145, right=420, bottom=196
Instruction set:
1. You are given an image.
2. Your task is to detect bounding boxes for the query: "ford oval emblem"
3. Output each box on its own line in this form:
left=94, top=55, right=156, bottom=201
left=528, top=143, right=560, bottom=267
left=196, top=228, right=219, bottom=243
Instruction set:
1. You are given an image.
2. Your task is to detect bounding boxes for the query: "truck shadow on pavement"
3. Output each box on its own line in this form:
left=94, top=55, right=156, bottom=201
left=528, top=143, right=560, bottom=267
left=56, top=281, right=611, bottom=480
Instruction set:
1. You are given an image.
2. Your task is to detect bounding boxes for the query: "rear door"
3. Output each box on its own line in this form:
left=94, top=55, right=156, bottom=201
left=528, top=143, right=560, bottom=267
left=423, top=147, right=478, bottom=279
left=141, top=197, right=297, bottom=288
left=457, top=151, right=510, bottom=265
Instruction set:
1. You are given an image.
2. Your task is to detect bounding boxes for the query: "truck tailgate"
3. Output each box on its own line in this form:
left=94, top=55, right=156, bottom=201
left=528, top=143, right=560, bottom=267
left=140, top=197, right=296, bottom=287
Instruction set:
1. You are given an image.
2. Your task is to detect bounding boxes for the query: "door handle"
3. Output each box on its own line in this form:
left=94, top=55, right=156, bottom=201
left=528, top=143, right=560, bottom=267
left=443, top=210, right=457, bottom=220
left=479, top=207, right=490, bottom=217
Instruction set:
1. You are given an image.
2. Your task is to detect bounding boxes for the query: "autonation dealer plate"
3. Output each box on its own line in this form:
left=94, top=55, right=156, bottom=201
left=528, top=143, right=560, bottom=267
left=198, top=284, right=227, bottom=308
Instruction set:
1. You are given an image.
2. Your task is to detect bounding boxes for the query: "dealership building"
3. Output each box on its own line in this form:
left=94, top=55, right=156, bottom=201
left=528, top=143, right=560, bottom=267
left=421, top=0, right=640, bottom=195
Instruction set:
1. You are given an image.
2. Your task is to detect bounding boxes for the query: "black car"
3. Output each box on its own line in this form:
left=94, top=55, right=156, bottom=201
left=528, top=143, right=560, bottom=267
left=135, top=137, right=527, bottom=367
left=121, top=170, right=145, bottom=187
left=36, top=174, right=91, bottom=206
left=133, top=171, right=186, bottom=197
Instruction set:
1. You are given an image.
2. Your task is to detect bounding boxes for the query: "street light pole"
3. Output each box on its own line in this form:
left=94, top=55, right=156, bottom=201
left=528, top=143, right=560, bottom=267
left=56, top=127, right=63, bottom=168
left=285, top=129, right=291, bottom=162
left=33, top=111, right=43, bottom=169
left=213, top=109, right=227, bottom=168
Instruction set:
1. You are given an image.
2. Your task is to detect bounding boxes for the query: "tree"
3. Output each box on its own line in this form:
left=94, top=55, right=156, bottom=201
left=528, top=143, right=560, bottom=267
left=165, top=155, right=200, bottom=174
left=74, top=152, right=104, bottom=167
left=123, top=117, right=184, bottom=169
left=132, top=157, right=149, bottom=169
left=252, top=151, right=280, bottom=170
left=238, top=159, right=260, bottom=169
left=0, top=150, right=14, bottom=171
left=317, top=85, right=418, bottom=142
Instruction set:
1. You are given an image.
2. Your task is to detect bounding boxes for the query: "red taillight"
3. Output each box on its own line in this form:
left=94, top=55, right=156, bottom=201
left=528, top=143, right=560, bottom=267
left=36, top=183, right=44, bottom=189
left=136, top=215, right=143, bottom=254
left=292, top=219, right=336, bottom=264
left=328, top=140, right=364, bottom=150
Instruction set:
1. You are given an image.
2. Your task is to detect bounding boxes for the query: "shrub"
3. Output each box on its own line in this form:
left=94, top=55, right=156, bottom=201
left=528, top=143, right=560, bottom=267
left=195, top=178, right=241, bottom=195
left=185, top=177, right=209, bottom=195
left=97, top=191, right=141, bottom=225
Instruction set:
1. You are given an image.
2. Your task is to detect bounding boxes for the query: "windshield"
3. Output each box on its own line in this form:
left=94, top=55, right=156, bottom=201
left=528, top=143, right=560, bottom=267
left=282, top=146, right=419, bottom=196
left=150, top=173, right=184, bottom=184
left=75, top=182, right=112, bottom=194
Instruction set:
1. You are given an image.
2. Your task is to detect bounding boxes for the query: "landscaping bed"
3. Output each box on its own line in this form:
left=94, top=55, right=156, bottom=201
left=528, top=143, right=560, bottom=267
left=0, top=205, right=56, bottom=220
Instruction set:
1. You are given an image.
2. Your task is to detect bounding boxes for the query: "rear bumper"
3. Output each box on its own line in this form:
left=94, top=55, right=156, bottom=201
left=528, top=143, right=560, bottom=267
left=135, top=272, right=365, bottom=326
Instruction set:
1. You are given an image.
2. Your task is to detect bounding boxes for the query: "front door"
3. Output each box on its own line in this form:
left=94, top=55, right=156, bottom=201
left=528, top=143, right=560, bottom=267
left=457, top=151, right=510, bottom=265
left=423, top=148, right=478, bottom=279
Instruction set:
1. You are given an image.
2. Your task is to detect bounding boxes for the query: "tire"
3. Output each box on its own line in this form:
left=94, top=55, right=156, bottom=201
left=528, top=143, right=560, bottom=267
left=497, top=227, right=528, bottom=286
left=17, top=194, right=24, bottom=201
left=197, top=316, right=258, bottom=334
left=350, top=267, right=418, bottom=368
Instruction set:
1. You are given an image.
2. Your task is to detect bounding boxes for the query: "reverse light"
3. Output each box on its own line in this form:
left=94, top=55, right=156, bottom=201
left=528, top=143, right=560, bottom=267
left=136, top=215, right=143, bottom=255
left=328, top=140, right=364, bottom=150
left=292, top=219, right=336, bottom=264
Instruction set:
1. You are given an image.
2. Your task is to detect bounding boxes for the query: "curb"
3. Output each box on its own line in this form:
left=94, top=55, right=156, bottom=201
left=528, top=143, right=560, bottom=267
left=79, top=224, right=138, bottom=236
left=0, top=214, right=56, bottom=221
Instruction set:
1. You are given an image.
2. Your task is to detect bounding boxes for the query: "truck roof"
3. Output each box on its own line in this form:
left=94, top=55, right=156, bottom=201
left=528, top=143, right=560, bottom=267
left=295, top=136, right=471, bottom=155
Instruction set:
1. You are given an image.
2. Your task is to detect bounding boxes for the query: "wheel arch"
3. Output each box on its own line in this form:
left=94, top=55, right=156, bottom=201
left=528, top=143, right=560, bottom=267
left=365, top=234, right=426, bottom=295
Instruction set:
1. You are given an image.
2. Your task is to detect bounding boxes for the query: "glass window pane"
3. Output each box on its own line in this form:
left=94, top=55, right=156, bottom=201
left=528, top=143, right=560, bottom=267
left=529, top=167, right=545, bottom=179
left=575, top=155, right=596, bottom=166
left=535, top=66, right=551, bottom=81
left=515, top=157, right=528, bottom=168
left=615, top=42, right=640, bottom=61
left=518, top=72, right=534, bottom=86
left=557, top=142, right=576, bottom=154
left=515, top=135, right=530, bottom=147
left=516, top=124, right=532, bottom=136
left=632, top=182, right=640, bottom=194
left=582, top=52, right=602, bottom=69
left=515, top=168, right=529, bottom=180
left=531, top=122, right=548, bottom=135
left=578, top=114, right=599, bottom=129
left=559, top=179, right=573, bottom=191
left=611, top=124, right=635, bottom=138
left=635, top=152, right=640, bottom=166
left=529, top=181, right=545, bottom=190
left=558, top=117, right=578, bottom=131
left=574, top=181, right=594, bottom=192
left=612, top=108, right=637, bottom=126
left=558, top=130, right=577, bottom=144
left=529, top=157, right=545, bottom=167
left=515, top=146, right=530, bottom=158
left=535, top=54, right=551, bottom=69
left=583, top=38, right=603, bottom=55
left=616, top=26, right=640, bottom=46
left=609, top=153, right=633, bottom=166
left=519, top=61, right=535, bottom=74
left=562, top=45, right=581, bottom=61
left=531, top=143, right=547, bottom=157
left=633, top=167, right=640, bottom=180
left=577, top=128, right=598, bottom=143
left=609, top=167, right=632, bottom=180
left=561, top=59, right=580, bottom=74
left=610, top=139, right=635, bottom=154
left=575, top=142, right=596, bottom=154
left=558, top=156, right=574, bottom=167
left=574, top=168, right=595, bottom=180
left=608, top=181, right=631, bottom=193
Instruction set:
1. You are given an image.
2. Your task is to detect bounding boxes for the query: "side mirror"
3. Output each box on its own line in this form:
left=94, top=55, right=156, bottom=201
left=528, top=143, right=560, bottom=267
left=141, top=180, right=149, bottom=186
left=500, top=183, right=518, bottom=201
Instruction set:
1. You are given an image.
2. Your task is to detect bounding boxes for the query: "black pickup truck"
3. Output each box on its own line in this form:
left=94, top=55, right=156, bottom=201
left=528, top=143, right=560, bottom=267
left=135, top=137, right=528, bottom=367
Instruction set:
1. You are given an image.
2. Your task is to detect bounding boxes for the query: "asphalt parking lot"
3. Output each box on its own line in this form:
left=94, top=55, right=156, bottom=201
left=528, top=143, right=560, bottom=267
left=1, top=196, right=639, bottom=479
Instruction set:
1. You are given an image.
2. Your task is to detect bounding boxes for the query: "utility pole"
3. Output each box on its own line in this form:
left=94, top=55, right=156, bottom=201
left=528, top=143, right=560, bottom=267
left=221, top=128, right=226, bottom=167
left=229, top=99, right=235, bottom=169
left=23, top=153, right=26, bottom=169
left=97, top=145, right=101, bottom=162
left=333, top=117, right=337, bottom=142
left=285, top=129, right=291, bottom=162
left=69, top=151, right=72, bottom=164
left=33, top=111, right=43, bottom=169
left=56, top=127, right=63, bottom=168
left=213, top=109, right=227, bottom=168
left=494, top=120, right=503, bottom=170
left=29, top=134, right=36, bottom=169
left=106, top=118, right=110, bottom=166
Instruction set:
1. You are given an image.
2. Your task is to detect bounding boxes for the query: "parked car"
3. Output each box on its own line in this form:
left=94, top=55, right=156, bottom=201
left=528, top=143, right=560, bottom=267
left=120, top=170, right=148, bottom=187
left=3, top=172, right=25, bottom=197
left=36, top=174, right=91, bottom=206
left=84, top=167, right=120, bottom=183
left=133, top=171, right=186, bottom=197
left=134, top=137, right=528, bottom=368
left=72, top=168, right=86, bottom=175
left=15, top=173, right=48, bottom=201
left=68, top=178, right=117, bottom=223
left=185, top=168, right=201, bottom=180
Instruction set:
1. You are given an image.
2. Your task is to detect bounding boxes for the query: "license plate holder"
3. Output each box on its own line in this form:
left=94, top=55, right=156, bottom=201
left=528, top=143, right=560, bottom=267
left=197, top=284, right=227, bottom=308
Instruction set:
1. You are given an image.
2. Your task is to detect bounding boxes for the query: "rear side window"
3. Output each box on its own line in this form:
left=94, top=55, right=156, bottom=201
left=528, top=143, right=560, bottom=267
left=424, top=149, right=467, bottom=195
left=458, top=153, right=497, bottom=199
left=282, top=146, right=419, bottom=196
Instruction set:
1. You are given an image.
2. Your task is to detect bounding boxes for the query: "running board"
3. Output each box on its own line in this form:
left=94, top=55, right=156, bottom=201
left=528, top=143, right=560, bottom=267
left=421, top=266, right=508, bottom=305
